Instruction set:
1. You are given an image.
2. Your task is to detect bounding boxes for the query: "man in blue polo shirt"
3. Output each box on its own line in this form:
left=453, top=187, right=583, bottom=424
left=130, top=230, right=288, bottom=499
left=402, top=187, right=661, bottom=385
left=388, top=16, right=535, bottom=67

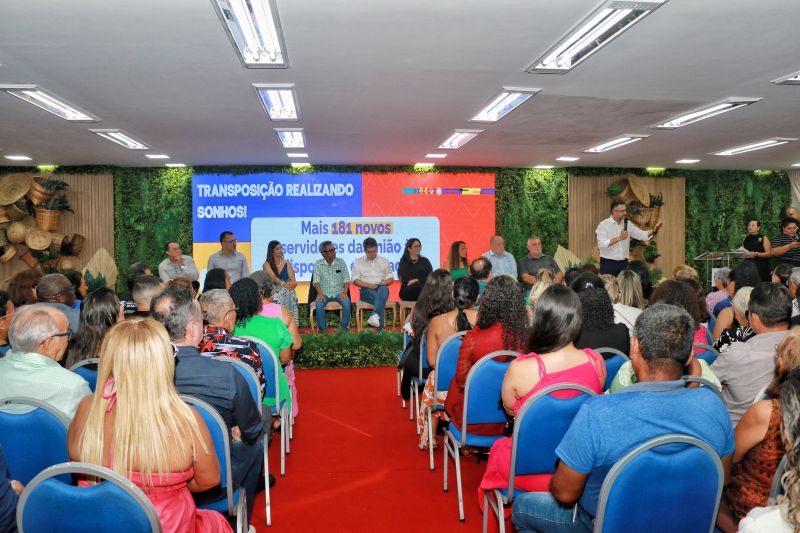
left=512, top=303, right=734, bottom=532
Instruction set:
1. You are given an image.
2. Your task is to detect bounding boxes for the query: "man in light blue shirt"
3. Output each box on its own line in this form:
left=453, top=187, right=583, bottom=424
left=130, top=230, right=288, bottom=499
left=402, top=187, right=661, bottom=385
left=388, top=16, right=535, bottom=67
left=482, top=235, right=517, bottom=279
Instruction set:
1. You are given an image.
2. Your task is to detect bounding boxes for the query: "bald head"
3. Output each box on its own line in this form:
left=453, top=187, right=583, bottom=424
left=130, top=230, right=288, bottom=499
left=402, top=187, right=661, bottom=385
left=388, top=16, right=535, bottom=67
left=490, top=235, right=505, bottom=255
left=8, top=304, right=69, bottom=359
left=37, top=273, right=76, bottom=306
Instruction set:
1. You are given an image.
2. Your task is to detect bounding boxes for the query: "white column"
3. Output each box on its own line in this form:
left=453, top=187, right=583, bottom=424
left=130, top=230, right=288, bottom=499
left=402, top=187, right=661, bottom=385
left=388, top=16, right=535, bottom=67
left=789, top=170, right=800, bottom=210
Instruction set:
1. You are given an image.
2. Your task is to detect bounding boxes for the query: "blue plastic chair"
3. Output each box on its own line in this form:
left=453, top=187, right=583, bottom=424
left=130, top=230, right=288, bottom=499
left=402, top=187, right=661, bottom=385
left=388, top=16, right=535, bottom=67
left=410, top=332, right=429, bottom=429
left=694, top=343, right=720, bottom=366
left=443, top=350, right=518, bottom=522
left=0, top=397, right=70, bottom=484
left=424, top=331, right=466, bottom=470
left=595, top=348, right=630, bottom=391
left=769, top=454, right=788, bottom=505
left=214, top=356, right=272, bottom=526
left=0, top=344, right=10, bottom=357
left=682, top=375, right=723, bottom=397
left=708, top=314, right=716, bottom=336
left=483, top=383, right=598, bottom=533
left=17, top=461, right=161, bottom=532
left=594, top=434, right=724, bottom=533
left=180, top=395, right=247, bottom=532
left=69, top=358, right=100, bottom=392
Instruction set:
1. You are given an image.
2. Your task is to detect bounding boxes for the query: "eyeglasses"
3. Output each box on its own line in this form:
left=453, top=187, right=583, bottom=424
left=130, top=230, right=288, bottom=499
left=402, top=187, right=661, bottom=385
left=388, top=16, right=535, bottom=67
left=322, top=248, right=335, bottom=253
left=50, top=328, right=73, bottom=341
left=223, top=239, right=238, bottom=244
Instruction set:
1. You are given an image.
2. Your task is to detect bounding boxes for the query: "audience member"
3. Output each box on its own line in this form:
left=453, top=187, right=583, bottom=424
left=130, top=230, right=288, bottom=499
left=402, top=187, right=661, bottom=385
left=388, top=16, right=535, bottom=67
left=398, top=237, right=433, bottom=302
left=0, top=305, right=90, bottom=420
left=714, top=286, right=755, bottom=352
left=773, top=263, right=793, bottom=288
left=202, top=268, right=230, bottom=294
left=468, top=257, right=492, bottom=295
left=569, top=272, right=604, bottom=293
left=672, top=264, right=700, bottom=281
left=62, top=269, right=87, bottom=310
left=261, top=240, right=299, bottom=325
left=562, top=267, right=582, bottom=288
left=35, top=273, right=80, bottom=331
left=789, top=268, right=800, bottom=318
left=518, top=236, right=563, bottom=295
left=743, top=219, right=772, bottom=281
left=0, top=445, right=22, bottom=533
left=445, top=241, right=469, bottom=280
left=483, top=235, right=517, bottom=279
left=158, top=241, right=199, bottom=282
left=574, top=287, right=630, bottom=357
left=717, top=335, right=800, bottom=531
left=67, top=318, right=231, bottom=532
left=527, top=278, right=553, bottom=312
left=167, top=276, right=199, bottom=298
left=444, top=276, right=526, bottom=436
left=0, top=291, right=12, bottom=353
left=627, top=260, right=653, bottom=301
left=7, top=269, right=42, bottom=308
left=714, top=261, right=763, bottom=336
left=771, top=217, right=800, bottom=267
left=256, top=275, right=302, bottom=351
left=65, top=288, right=122, bottom=368
left=681, top=277, right=712, bottom=326
left=481, top=284, right=605, bottom=493
left=613, top=269, right=644, bottom=334
left=151, top=286, right=264, bottom=520
left=707, top=267, right=732, bottom=314
left=312, top=240, right=352, bottom=332
left=650, top=279, right=711, bottom=350
left=511, top=303, right=734, bottom=532
left=131, top=275, right=165, bottom=318
left=120, top=261, right=150, bottom=316
left=713, top=282, right=792, bottom=424
left=207, top=231, right=249, bottom=284
left=351, top=237, right=394, bottom=332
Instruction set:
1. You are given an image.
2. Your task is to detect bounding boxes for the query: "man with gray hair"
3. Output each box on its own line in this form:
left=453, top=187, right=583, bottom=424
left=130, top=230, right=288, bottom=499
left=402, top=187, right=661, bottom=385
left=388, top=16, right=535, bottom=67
left=36, top=273, right=80, bottom=331
left=0, top=304, right=90, bottom=420
left=706, top=267, right=731, bottom=315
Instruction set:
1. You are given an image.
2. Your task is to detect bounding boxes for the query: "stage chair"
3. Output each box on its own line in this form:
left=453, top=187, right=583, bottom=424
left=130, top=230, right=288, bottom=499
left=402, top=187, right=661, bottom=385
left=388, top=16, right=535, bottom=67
left=594, top=347, right=630, bottom=391
left=69, top=358, right=100, bottom=392
left=181, top=395, right=248, bottom=533
left=213, top=356, right=273, bottom=526
left=483, top=383, right=598, bottom=533
left=443, top=351, right=518, bottom=522
left=355, top=300, right=397, bottom=331
left=424, top=331, right=466, bottom=470
left=594, top=434, right=724, bottom=533
left=693, top=343, right=720, bottom=366
left=398, top=300, right=415, bottom=326
left=769, top=454, right=789, bottom=505
left=17, top=461, right=161, bottom=533
left=0, top=397, right=70, bottom=485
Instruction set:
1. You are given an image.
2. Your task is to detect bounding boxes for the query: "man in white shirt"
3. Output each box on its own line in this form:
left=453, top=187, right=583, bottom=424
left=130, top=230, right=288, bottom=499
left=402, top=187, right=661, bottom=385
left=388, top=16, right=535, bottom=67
left=351, top=237, right=394, bottom=331
left=482, top=235, right=517, bottom=279
left=158, top=241, right=199, bottom=282
left=595, top=199, right=662, bottom=276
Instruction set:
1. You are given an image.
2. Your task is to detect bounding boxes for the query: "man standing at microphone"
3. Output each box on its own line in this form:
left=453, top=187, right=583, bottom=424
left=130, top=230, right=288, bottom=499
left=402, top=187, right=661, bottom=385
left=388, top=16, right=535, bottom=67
left=595, top=199, right=662, bottom=276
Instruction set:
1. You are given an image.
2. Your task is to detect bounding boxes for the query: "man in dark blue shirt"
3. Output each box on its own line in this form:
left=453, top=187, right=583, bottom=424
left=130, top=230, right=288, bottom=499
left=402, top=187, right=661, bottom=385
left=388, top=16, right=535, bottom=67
left=152, top=286, right=264, bottom=524
left=0, top=444, right=20, bottom=532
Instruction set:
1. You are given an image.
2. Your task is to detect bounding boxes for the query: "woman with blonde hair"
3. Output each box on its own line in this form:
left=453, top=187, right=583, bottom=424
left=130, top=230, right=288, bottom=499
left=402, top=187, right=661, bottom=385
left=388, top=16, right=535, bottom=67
left=68, top=318, right=231, bottom=532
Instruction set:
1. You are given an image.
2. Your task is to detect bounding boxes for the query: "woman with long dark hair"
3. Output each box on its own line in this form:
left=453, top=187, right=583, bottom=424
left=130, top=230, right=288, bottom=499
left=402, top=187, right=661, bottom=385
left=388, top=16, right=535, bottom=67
left=627, top=260, right=653, bottom=301
left=65, top=288, right=122, bottom=368
left=202, top=268, right=229, bottom=293
left=445, top=241, right=469, bottom=280
left=398, top=237, right=433, bottom=301
left=574, top=287, right=630, bottom=357
left=262, top=240, right=299, bottom=324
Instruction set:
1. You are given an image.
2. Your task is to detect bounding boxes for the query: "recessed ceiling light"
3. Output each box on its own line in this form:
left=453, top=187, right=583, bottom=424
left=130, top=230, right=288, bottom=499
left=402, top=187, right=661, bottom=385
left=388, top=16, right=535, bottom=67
left=291, top=162, right=311, bottom=168
left=470, top=87, right=541, bottom=123
left=527, top=0, right=669, bottom=74
left=438, top=129, right=483, bottom=150
left=650, top=98, right=761, bottom=129
left=4, top=155, right=32, bottom=161
left=675, top=159, right=700, bottom=164
left=556, top=156, right=580, bottom=162
left=274, top=128, right=305, bottom=148
left=165, top=163, right=186, bottom=168
left=0, top=84, right=97, bottom=122
left=792, top=163, right=800, bottom=167
left=711, top=137, right=798, bottom=156
left=534, top=165, right=554, bottom=169
left=584, top=134, right=649, bottom=153
left=145, top=154, right=170, bottom=159
left=425, top=153, right=447, bottom=159
left=414, top=163, right=435, bottom=169
left=89, top=129, right=150, bottom=150
left=287, top=153, right=308, bottom=158
left=211, top=0, right=289, bottom=68
left=772, top=70, right=800, bottom=85
left=253, top=84, right=298, bottom=121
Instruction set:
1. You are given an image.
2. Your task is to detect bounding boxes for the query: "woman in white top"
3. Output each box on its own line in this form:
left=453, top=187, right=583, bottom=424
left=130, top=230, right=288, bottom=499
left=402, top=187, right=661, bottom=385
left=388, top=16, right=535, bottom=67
left=600, top=270, right=644, bottom=334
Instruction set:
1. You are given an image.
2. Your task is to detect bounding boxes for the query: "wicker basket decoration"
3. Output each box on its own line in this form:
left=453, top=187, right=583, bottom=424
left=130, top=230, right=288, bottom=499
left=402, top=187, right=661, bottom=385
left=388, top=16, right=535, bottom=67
left=34, top=208, right=62, bottom=231
left=0, top=245, right=17, bottom=264
left=6, top=222, right=29, bottom=244
left=5, top=200, right=31, bottom=221
left=27, top=176, right=55, bottom=206
left=49, top=231, right=69, bottom=253
left=25, top=228, right=52, bottom=251
left=0, top=229, right=7, bottom=248
left=57, top=256, right=77, bottom=270
left=15, top=244, right=38, bottom=268
left=0, top=174, right=32, bottom=206
left=67, top=234, right=86, bottom=256
left=0, top=206, right=10, bottom=226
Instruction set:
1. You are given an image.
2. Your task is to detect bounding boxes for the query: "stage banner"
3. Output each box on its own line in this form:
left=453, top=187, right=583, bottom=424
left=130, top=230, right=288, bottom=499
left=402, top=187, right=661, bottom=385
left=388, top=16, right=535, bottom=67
left=192, top=171, right=495, bottom=300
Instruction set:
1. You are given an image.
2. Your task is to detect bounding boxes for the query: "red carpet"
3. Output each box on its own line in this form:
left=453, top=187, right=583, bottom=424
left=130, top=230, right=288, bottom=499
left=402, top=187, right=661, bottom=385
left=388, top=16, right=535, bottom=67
left=250, top=366, right=509, bottom=532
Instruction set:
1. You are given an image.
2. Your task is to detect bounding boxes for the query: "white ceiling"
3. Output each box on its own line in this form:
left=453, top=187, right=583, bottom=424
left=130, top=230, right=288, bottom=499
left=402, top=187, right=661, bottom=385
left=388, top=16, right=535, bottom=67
left=1, top=0, right=800, bottom=170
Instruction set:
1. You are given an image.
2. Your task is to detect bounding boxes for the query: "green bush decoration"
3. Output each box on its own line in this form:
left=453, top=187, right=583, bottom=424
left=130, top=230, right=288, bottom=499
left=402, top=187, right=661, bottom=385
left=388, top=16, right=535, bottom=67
left=41, top=194, right=73, bottom=212
left=606, top=183, right=624, bottom=197
left=40, top=179, right=69, bottom=193
left=84, top=271, right=108, bottom=292
left=296, top=331, right=403, bottom=368
left=643, top=244, right=659, bottom=262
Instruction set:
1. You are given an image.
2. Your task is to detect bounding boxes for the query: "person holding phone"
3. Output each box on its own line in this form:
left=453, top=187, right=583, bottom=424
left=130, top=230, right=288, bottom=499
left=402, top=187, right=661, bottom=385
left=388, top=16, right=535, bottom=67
left=595, top=199, right=662, bottom=276
left=771, top=217, right=800, bottom=267
left=312, top=241, right=351, bottom=333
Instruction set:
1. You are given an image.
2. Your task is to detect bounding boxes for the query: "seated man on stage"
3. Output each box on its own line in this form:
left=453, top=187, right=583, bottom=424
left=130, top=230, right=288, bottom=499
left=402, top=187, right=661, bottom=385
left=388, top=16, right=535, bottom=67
left=595, top=199, right=661, bottom=276
left=312, top=241, right=352, bottom=333
left=351, top=237, right=393, bottom=332
left=518, top=236, right=563, bottom=296
left=158, top=241, right=199, bottom=283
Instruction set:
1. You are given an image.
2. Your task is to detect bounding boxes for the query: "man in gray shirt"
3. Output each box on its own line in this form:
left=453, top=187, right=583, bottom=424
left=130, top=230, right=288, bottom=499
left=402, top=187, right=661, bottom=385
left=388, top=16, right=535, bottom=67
left=158, top=241, right=199, bottom=282
left=518, top=236, right=563, bottom=293
left=712, top=282, right=792, bottom=425
left=207, top=231, right=249, bottom=284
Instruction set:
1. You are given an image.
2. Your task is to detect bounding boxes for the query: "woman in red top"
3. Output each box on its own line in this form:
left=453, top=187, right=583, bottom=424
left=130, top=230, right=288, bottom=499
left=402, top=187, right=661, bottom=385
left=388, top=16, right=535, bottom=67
left=444, top=276, right=527, bottom=436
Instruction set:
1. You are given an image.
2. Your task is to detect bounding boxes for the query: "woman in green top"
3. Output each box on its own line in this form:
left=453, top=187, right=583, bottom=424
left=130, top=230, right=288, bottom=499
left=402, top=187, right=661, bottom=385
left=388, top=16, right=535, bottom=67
left=445, top=241, right=469, bottom=280
left=229, top=278, right=293, bottom=413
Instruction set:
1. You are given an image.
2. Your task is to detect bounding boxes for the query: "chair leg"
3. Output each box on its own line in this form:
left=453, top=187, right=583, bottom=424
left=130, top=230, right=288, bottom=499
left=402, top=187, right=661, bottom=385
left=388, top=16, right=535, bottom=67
left=409, top=381, right=416, bottom=421
left=454, top=443, right=464, bottom=521
left=396, top=368, right=401, bottom=397
left=443, top=432, right=451, bottom=492
left=498, top=495, right=506, bottom=533
left=356, top=307, right=362, bottom=332
left=427, top=408, right=435, bottom=471
left=280, top=411, right=286, bottom=476
left=482, top=491, right=489, bottom=533
left=284, top=408, right=290, bottom=454
left=264, top=444, right=271, bottom=526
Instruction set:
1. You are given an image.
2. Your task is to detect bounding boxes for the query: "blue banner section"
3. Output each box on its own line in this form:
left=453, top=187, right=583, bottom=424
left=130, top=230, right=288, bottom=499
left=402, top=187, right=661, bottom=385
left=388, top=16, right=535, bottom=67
left=192, top=172, right=363, bottom=242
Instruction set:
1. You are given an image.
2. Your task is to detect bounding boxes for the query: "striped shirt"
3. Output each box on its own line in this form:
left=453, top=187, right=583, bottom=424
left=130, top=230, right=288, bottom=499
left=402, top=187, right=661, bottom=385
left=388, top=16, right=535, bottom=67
left=771, top=234, right=800, bottom=265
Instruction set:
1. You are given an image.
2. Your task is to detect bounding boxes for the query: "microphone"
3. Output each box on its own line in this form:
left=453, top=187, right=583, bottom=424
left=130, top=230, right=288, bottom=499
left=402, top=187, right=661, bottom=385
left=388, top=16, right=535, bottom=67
left=623, top=218, right=628, bottom=231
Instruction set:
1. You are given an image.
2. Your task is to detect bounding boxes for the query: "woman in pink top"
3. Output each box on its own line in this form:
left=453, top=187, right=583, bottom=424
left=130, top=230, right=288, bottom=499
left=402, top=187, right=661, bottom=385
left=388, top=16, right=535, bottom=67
left=480, top=285, right=606, bottom=493
left=650, top=279, right=711, bottom=354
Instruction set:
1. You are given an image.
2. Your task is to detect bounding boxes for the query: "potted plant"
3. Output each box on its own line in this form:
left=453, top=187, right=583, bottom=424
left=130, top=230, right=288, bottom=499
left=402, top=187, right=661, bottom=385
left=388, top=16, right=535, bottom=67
left=5, top=198, right=32, bottom=221
left=35, top=194, right=73, bottom=231
left=28, top=177, right=68, bottom=206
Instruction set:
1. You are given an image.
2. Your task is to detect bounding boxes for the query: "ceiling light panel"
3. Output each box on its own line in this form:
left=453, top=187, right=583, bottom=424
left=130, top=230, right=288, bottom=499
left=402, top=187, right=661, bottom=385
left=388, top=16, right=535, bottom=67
left=274, top=128, right=305, bottom=148
left=650, top=97, right=761, bottom=129
left=165, top=163, right=186, bottom=168
left=584, top=134, right=649, bottom=153
left=438, top=129, right=483, bottom=150
left=556, top=156, right=580, bottom=161
left=528, top=0, right=669, bottom=74
left=711, top=137, right=797, bottom=156
left=286, top=153, right=308, bottom=158
left=772, top=70, right=800, bottom=85
left=90, top=129, right=150, bottom=150
left=470, top=88, right=541, bottom=123
left=4, top=155, right=32, bottom=161
left=145, top=154, right=170, bottom=159
left=0, top=84, right=97, bottom=122
left=675, top=159, right=700, bottom=164
left=425, top=153, right=447, bottom=159
left=253, top=84, right=299, bottom=121
left=212, top=0, right=289, bottom=68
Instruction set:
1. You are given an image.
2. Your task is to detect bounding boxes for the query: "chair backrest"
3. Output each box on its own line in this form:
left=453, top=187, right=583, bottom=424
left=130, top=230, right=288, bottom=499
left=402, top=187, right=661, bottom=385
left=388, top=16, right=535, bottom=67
left=17, top=461, right=162, bottom=532
left=752, top=383, right=769, bottom=405
left=434, top=332, right=467, bottom=395
left=594, top=434, right=724, bottom=533
left=416, top=330, right=429, bottom=378
left=682, top=375, right=723, bottom=398
left=693, top=343, right=719, bottom=366
left=460, top=351, right=518, bottom=445
left=239, top=335, right=282, bottom=408
left=769, top=454, right=789, bottom=505
left=509, top=383, right=597, bottom=494
left=213, top=356, right=262, bottom=408
left=180, top=395, right=236, bottom=516
left=595, top=348, right=630, bottom=391
left=0, top=397, right=70, bottom=484
left=69, top=358, right=101, bottom=392
left=708, top=313, right=716, bottom=335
